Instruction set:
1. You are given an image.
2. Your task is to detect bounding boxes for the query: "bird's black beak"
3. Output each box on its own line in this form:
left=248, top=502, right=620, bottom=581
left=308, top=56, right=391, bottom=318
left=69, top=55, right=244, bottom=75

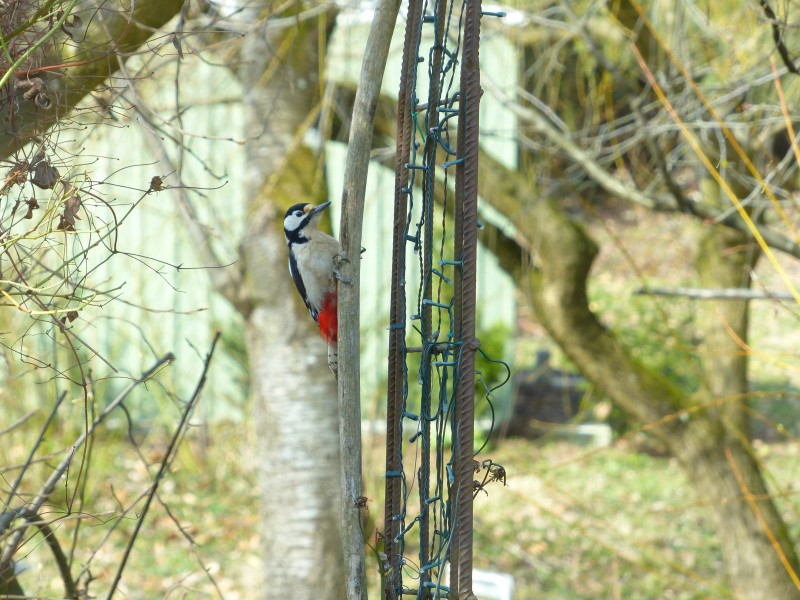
left=305, top=201, right=331, bottom=216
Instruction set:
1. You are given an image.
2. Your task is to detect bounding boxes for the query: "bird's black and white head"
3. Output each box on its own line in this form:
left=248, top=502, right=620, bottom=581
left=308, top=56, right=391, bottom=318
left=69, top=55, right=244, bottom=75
left=283, top=201, right=331, bottom=246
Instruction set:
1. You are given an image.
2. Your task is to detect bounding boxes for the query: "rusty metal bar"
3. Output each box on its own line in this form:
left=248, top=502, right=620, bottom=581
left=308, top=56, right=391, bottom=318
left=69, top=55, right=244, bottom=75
left=450, top=0, right=483, bottom=596
left=386, top=0, right=424, bottom=598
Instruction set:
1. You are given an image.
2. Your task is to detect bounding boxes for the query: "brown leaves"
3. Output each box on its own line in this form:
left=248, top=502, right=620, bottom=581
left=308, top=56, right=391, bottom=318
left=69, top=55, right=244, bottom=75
left=4, top=151, right=84, bottom=231
left=58, top=11, right=83, bottom=41
left=24, top=198, right=39, bottom=219
left=31, top=159, right=59, bottom=189
left=148, top=175, right=164, bottom=193
left=472, top=459, right=508, bottom=499
left=3, top=153, right=59, bottom=192
left=57, top=310, right=79, bottom=326
left=3, top=162, right=28, bottom=191
left=57, top=190, right=81, bottom=231
left=14, top=77, right=52, bottom=111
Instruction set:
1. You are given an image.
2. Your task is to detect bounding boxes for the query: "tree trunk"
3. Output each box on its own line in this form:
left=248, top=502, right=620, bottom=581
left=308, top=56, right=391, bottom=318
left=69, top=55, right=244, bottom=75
left=683, top=182, right=800, bottom=598
left=236, top=10, right=345, bottom=599
left=528, top=199, right=799, bottom=598
left=473, top=150, right=800, bottom=598
left=246, top=284, right=344, bottom=598
left=1, top=0, right=185, bottom=158
left=678, top=418, right=799, bottom=599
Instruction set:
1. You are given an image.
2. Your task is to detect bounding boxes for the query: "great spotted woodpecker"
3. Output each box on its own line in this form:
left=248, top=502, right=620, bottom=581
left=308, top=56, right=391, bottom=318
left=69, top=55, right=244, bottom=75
left=283, top=201, right=340, bottom=377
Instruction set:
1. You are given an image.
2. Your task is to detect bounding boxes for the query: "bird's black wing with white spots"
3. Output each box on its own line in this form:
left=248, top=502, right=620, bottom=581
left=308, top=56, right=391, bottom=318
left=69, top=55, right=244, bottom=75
left=288, top=254, right=319, bottom=323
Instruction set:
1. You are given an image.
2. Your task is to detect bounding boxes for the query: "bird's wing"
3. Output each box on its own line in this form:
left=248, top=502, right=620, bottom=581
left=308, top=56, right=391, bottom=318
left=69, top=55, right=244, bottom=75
left=288, top=254, right=319, bottom=323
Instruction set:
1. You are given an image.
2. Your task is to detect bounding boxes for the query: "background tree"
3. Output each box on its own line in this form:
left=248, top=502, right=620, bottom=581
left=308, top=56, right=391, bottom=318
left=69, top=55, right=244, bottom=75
left=461, top=1, right=800, bottom=596
left=228, top=6, right=346, bottom=597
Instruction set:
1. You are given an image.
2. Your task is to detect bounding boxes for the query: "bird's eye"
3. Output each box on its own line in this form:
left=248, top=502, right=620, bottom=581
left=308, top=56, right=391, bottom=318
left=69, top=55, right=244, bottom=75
left=295, top=211, right=303, bottom=217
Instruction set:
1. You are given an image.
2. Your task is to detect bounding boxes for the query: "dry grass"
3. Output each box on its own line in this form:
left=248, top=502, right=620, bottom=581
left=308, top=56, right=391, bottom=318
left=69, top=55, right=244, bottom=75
left=5, top=417, right=800, bottom=599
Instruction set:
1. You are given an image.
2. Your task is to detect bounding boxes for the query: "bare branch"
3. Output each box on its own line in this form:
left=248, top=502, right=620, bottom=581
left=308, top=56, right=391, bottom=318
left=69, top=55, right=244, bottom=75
left=760, top=1, right=800, bottom=75
left=9, top=508, right=78, bottom=599
left=107, top=333, right=219, bottom=597
left=0, top=352, right=175, bottom=567
left=484, top=77, right=675, bottom=212
left=634, top=286, right=795, bottom=301
left=0, top=410, right=38, bottom=437
left=484, top=77, right=800, bottom=260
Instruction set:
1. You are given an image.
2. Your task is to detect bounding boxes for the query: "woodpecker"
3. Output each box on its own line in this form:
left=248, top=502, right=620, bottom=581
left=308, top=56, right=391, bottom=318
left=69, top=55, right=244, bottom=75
left=283, top=201, right=340, bottom=377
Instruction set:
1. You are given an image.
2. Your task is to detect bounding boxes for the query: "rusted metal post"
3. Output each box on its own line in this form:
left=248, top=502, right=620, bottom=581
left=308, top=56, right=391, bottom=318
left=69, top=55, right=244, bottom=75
left=386, top=1, right=423, bottom=598
left=417, top=1, right=449, bottom=596
left=450, top=0, right=482, bottom=597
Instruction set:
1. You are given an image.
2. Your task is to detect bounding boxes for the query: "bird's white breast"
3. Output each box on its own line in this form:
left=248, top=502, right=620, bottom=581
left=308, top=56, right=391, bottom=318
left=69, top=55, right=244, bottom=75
left=292, top=231, right=340, bottom=309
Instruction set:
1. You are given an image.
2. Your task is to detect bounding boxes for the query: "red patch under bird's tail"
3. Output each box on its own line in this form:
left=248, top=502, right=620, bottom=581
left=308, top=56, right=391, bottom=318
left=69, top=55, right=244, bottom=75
left=317, top=292, right=338, bottom=344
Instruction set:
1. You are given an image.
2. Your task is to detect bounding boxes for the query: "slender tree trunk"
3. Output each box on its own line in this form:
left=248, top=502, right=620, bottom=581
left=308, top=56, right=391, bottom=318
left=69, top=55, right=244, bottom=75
left=236, top=10, right=345, bottom=599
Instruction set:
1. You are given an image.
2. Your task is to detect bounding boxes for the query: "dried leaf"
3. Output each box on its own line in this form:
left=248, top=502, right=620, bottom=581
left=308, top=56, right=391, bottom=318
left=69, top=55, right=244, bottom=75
left=4, top=163, right=28, bottom=188
left=149, top=175, right=164, bottom=192
left=57, top=193, right=81, bottom=231
left=57, top=11, right=82, bottom=40
left=172, top=34, right=184, bottom=60
left=65, top=310, right=79, bottom=323
left=24, top=198, right=39, bottom=219
left=34, top=93, right=52, bottom=110
left=31, top=160, right=59, bottom=189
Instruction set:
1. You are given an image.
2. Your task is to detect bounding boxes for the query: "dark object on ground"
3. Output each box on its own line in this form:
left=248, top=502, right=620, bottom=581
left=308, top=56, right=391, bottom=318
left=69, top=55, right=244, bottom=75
left=506, top=350, right=584, bottom=438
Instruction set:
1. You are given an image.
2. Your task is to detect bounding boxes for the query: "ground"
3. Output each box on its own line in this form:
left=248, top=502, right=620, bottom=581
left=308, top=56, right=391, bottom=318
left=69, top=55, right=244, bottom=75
left=10, top=418, right=797, bottom=599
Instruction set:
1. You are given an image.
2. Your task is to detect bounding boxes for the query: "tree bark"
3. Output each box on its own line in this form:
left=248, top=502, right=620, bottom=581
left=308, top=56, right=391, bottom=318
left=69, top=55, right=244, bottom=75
left=685, top=178, right=800, bottom=598
left=236, top=10, right=345, bottom=599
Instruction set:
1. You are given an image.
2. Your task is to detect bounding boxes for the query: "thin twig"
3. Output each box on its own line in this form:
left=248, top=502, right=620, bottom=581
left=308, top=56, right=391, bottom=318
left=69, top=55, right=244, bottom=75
left=13, top=508, right=79, bottom=599
left=726, top=448, right=800, bottom=590
left=484, top=78, right=800, bottom=261
left=0, top=353, right=175, bottom=568
left=760, top=1, right=799, bottom=75
left=2, top=394, right=67, bottom=523
left=0, top=409, right=38, bottom=437
left=106, top=333, right=219, bottom=599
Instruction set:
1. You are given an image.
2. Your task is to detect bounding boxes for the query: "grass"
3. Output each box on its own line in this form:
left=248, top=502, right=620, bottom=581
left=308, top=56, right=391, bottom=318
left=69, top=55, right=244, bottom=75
left=470, top=440, right=725, bottom=599
left=6, top=418, right=800, bottom=599
left=360, top=431, right=800, bottom=599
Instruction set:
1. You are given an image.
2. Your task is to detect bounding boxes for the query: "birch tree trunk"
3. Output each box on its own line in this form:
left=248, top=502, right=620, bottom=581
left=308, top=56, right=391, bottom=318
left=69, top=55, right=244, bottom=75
left=236, top=10, right=345, bottom=599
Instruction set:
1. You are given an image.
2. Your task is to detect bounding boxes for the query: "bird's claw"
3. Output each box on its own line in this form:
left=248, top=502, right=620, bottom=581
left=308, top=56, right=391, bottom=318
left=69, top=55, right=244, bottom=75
left=333, top=254, right=351, bottom=284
